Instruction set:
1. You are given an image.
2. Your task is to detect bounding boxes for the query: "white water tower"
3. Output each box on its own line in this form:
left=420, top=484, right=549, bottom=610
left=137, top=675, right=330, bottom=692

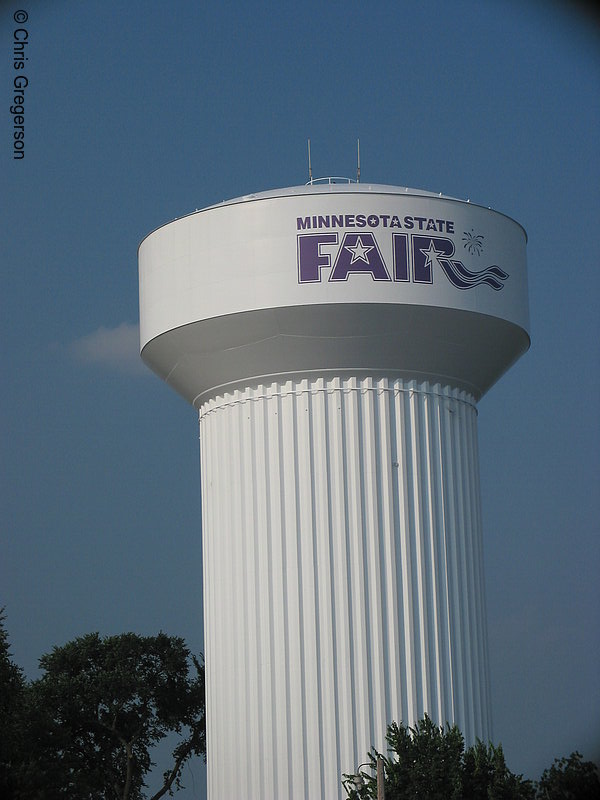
left=139, top=180, right=529, bottom=799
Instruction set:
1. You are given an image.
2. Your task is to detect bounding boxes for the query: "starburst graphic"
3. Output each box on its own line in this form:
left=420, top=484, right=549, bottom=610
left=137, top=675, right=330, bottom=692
left=462, top=228, right=484, bottom=256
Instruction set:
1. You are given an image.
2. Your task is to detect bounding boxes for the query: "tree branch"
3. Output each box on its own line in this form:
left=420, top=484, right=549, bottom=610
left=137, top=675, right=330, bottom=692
left=148, top=742, right=192, bottom=800
left=122, top=740, right=133, bottom=800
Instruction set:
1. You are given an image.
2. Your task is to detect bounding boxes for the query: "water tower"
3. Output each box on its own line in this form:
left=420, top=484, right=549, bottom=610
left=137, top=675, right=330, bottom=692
left=138, top=179, right=529, bottom=799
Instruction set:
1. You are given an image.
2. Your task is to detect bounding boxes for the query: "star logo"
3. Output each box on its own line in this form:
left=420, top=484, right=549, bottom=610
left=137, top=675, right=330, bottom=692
left=420, top=240, right=445, bottom=269
left=345, top=236, right=374, bottom=264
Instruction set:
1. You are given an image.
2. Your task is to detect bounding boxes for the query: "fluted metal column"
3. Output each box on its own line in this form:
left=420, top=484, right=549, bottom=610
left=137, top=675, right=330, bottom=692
left=199, top=376, right=491, bottom=800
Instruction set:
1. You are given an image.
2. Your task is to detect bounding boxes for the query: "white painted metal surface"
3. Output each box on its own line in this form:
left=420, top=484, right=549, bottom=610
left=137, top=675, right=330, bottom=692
left=139, top=184, right=529, bottom=404
left=200, top=377, right=490, bottom=799
left=138, top=183, right=529, bottom=799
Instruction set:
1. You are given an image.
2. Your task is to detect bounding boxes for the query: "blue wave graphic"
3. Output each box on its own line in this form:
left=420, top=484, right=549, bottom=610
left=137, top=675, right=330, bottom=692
left=438, top=258, right=509, bottom=291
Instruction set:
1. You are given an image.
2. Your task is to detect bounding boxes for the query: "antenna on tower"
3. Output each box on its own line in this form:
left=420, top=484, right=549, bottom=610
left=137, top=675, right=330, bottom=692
left=307, top=139, right=312, bottom=183
left=357, top=138, right=361, bottom=183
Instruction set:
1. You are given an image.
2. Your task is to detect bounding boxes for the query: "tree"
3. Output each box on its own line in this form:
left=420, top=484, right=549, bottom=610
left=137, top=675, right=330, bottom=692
left=536, top=752, right=600, bottom=799
left=342, top=715, right=535, bottom=800
left=462, top=740, right=535, bottom=800
left=0, top=610, right=27, bottom=799
left=16, top=631, right=205, bottom=800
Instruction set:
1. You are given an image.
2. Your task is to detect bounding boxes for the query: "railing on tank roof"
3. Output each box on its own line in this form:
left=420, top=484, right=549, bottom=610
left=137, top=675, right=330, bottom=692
left=305, top=176, right=358, bottom=186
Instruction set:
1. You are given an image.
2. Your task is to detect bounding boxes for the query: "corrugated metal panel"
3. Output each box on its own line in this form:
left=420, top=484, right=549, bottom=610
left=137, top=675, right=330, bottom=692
left=199, top=376, right=490, bottom=799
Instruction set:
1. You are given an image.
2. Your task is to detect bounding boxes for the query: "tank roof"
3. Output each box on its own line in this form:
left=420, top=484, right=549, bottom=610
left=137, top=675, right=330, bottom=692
left=140, top=181, right=526, bottom=248
left=210, top=182, right=461, bottom=209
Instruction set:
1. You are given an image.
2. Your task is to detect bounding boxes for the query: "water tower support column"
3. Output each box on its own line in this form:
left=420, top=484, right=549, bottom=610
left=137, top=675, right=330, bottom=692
left=199, top=375, right=491, bottom=800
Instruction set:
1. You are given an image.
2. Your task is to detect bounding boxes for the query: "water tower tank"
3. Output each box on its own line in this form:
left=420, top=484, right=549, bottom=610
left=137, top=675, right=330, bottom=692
left=139, top=181, right=529, bottom=799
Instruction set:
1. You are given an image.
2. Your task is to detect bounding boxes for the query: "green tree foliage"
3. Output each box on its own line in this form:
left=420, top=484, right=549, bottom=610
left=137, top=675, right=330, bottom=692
left=382, top=716, right=465, bottom=799
left=342, top=715, right=536, bottom=800
left=0, top=623, right=205, bottom=800
left=536, top=752, right=600, bottom=799
left=462, top=740, right=535, bottom=800
left=0, top=610, right=27, bottom=799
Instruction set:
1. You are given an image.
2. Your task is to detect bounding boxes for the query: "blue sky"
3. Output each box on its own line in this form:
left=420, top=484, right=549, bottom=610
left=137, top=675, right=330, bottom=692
left=2, top=1, right=599, bottom=795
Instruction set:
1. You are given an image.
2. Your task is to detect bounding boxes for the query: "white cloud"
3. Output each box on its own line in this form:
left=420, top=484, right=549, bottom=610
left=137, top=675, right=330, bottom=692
left=70, top=322, right=146, bottom=376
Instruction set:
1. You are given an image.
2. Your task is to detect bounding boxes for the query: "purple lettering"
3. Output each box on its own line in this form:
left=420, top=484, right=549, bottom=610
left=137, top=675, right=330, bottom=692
left=297, top=233, right=338, bottom=283
left=412, top=235, right=455, bottom=283
left=330, top=233, right=390, bottom=282
left=392, top=234, right=409, bottom=282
